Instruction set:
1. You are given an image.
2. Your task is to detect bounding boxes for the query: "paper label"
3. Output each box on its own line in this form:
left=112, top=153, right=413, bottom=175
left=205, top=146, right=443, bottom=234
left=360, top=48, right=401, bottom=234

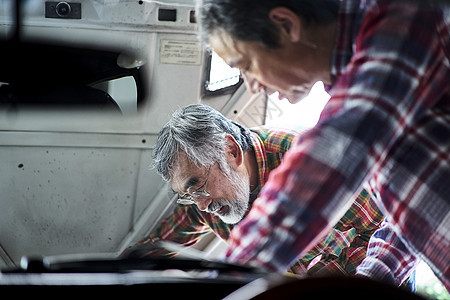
left=159, top=39, right=202, bottom=65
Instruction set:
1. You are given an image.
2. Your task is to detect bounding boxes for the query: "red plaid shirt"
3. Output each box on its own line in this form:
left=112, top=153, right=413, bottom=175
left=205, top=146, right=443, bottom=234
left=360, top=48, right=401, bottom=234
left=225, top=0, right=450, bottom=290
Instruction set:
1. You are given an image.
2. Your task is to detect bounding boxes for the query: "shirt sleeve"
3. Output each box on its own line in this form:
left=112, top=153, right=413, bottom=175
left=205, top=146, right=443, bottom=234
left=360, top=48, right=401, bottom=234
left=356, top=219, right=419, bottom=285
left=126, top=205, right=213, bottom=257
left=224, top=2, right=448, bottom=273
left=147, top=205, right=212, bottom=246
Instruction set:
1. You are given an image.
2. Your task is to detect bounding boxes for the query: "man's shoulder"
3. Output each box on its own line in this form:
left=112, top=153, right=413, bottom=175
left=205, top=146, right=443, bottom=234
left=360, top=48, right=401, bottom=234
left=250, top=126, right=301, bottom=141
left=250, top=126, right=302, bottom=153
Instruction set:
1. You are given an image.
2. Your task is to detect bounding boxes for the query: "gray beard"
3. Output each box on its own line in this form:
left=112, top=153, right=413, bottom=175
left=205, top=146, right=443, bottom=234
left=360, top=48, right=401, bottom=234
left=206, top=167, right=250, bottom=224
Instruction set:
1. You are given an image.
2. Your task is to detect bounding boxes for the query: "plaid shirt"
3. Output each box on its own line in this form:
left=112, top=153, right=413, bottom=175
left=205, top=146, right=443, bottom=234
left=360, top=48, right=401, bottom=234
left=224, top=0, right=450, bottom=290
left=142, top=126, right=385, bottom=276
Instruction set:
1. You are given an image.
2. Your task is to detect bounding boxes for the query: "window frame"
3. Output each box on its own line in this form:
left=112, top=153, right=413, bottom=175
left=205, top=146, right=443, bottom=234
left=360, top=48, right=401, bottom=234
left=200, top=50, right=243, bottom=99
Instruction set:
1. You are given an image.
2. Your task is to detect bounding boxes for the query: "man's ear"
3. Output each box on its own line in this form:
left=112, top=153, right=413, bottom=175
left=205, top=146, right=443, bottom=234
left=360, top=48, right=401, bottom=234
left=269, top=7, right=302, bottom=43
left=225, top=135, right=243, bottom=169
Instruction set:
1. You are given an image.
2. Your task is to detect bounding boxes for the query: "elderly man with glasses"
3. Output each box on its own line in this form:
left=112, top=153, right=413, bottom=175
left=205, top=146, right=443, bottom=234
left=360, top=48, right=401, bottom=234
left=126, top=104, right=394, bottom=278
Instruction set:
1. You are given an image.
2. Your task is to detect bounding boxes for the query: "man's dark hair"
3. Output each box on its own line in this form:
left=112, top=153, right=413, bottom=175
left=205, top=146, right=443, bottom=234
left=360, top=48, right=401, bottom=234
left=197, top=0, right=340, bottom=49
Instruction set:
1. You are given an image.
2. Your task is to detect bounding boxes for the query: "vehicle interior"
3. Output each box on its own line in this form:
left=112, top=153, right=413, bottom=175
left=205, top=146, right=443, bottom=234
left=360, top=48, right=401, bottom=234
left=0, top=1, right=447, bottom=298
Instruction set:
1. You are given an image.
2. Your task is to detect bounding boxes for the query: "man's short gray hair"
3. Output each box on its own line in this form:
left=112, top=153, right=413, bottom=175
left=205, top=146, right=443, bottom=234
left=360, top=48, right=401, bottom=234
left=152, top=104, right=253, bottom=181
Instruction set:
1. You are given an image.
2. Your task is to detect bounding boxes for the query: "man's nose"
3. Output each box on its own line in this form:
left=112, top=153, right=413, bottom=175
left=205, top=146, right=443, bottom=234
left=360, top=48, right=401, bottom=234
left=195, top=198, right=212, bottom=211
left=242, top=72, right=264, bottom=94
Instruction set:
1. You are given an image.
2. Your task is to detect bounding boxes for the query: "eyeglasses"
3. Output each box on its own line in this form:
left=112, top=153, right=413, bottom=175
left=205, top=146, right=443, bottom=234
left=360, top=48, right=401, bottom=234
left=176, top=165, right=212, bottom=205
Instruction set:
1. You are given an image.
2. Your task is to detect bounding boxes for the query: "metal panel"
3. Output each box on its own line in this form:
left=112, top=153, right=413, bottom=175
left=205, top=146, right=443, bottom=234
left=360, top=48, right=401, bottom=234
left=0, top=143, right=144, bottom=262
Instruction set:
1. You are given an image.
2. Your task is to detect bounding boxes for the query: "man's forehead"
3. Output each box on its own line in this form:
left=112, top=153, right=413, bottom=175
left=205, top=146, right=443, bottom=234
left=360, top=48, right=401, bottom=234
left=169, top=152, right=202, bottom=192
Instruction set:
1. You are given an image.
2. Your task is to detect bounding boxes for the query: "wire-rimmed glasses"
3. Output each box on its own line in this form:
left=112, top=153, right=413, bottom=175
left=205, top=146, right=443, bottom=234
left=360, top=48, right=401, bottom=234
left=175, top=165, right=212, bottom=205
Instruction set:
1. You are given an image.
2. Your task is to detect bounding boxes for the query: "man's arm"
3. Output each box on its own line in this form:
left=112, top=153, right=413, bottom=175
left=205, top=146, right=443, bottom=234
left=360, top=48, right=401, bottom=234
left=123, top=205, right=216, bottom=257
left=356, top=219, right=419, bottom=285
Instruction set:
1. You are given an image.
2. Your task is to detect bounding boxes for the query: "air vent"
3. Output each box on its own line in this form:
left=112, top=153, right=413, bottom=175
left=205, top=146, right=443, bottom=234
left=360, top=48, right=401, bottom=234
left=158, top=8, right=177, bottom=22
